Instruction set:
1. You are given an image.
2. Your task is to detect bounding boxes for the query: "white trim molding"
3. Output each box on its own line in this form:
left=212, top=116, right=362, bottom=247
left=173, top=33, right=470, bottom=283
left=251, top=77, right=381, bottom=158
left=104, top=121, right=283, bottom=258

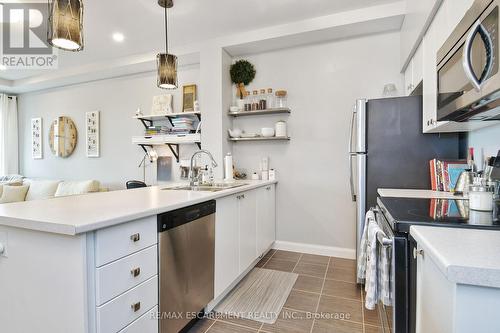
left=272, top=241, right=356, bottom=260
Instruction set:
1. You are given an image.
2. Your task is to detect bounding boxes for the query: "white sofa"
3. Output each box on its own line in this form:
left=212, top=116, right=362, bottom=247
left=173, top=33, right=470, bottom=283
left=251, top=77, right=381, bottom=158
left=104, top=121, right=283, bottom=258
left=0, top=178, right=104, bottom=204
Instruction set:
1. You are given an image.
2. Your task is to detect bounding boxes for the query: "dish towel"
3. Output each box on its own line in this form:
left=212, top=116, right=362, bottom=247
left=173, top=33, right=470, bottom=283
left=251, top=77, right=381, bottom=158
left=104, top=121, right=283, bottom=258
left=364, top=219, right=382, bottom=310
left=357, top=210, right=375, bottom=284
left=378, top=240, right=393, bottom=307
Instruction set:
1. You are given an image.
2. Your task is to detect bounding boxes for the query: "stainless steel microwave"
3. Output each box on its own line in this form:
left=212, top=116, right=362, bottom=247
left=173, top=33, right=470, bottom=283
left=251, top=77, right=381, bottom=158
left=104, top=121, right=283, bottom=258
left=437, top=0, right=500, bottom=122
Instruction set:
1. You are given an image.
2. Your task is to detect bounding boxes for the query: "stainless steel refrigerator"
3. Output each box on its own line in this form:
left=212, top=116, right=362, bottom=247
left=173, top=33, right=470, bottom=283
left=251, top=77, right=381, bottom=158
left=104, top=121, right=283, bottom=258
left=349, top=96, right=460, bottom=270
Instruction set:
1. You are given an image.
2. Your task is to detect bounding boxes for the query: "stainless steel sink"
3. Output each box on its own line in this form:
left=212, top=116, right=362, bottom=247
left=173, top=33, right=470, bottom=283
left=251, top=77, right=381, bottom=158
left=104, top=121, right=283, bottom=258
left=162, top=183, right=248, bottom=192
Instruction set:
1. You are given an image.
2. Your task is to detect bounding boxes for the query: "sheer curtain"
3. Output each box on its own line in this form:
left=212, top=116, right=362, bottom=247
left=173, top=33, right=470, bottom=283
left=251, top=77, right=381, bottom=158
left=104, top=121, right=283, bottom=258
left=0, top=94, right=19, bottom=175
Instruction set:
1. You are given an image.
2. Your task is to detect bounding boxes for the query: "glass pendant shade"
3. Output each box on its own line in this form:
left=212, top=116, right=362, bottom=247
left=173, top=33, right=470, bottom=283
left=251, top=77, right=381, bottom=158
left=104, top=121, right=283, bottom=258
left=157, top=53, right=178, bottom=89
left=48, top=0, right=84, bottom=51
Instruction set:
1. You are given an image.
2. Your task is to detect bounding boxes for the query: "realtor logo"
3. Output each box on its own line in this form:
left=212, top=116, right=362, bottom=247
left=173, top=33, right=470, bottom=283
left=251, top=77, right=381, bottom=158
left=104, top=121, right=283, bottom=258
left=1, top=2, right=58, bottom=69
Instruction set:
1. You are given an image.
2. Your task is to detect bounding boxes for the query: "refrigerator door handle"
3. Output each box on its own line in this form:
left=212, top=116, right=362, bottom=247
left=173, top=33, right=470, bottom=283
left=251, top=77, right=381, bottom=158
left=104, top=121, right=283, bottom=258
left=349, top=152, right=356, bottom=202
left=349, top=106, right=356, bottom=154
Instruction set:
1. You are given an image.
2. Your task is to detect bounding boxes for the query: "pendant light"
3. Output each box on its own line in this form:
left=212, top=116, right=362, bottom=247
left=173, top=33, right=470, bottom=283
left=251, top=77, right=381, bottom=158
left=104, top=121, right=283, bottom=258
left=47, top=0, right=84, bottom=51
left=157, top=0, right=178, bottom=89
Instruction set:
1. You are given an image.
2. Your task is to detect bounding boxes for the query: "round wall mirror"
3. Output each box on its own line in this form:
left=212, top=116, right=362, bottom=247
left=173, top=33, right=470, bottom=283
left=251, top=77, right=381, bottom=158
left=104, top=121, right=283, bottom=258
left=49, top=116, right=77, bottom=158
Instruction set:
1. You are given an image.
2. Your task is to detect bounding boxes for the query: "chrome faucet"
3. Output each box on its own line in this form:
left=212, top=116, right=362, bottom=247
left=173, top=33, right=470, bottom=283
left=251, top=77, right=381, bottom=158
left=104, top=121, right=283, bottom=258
left=190, top=150, right=218, bottom=186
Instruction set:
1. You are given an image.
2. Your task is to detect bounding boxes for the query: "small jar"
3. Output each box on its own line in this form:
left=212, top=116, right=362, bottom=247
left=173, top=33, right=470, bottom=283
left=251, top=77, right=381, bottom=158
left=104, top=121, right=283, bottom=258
left=244, top=91, right=252, bottom=111
left=469, top=184, right=494, bottom=211
left=267, top=88, right=274, bottom=109
left=259, top=89, right=267, bottom=110
left=275, top=90, right=288, bottom=108
left=251, top=90, right=259, bottom=111
left=275, top=120, right=287, bottom=137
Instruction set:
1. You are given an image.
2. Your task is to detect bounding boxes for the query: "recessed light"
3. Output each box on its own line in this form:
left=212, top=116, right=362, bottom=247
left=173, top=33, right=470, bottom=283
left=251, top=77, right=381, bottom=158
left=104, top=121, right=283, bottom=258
left=112, top=32, right=125, bottom=43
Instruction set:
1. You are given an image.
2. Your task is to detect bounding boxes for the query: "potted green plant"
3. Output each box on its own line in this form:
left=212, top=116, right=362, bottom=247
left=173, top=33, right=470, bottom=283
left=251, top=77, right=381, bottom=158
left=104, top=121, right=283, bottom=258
left=230, top=60, right=256, bottom=110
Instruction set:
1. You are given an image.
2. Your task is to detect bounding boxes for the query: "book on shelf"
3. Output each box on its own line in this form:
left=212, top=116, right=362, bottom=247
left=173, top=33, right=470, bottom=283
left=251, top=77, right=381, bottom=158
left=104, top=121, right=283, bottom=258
left=429, top=159, right=468, bottom=192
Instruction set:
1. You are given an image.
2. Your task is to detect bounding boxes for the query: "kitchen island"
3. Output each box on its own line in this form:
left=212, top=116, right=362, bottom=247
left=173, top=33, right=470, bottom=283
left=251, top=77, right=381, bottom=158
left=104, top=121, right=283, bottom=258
left=410, top=226, right=500, bottom=333
left=0, top=180, right=277, bottom=333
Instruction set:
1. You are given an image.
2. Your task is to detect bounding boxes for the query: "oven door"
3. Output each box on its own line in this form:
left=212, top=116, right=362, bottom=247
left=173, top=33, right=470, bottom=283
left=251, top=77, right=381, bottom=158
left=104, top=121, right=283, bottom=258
left=437, top=0, right=500, bottom=121
left=375, top=207, right=409, bottom=333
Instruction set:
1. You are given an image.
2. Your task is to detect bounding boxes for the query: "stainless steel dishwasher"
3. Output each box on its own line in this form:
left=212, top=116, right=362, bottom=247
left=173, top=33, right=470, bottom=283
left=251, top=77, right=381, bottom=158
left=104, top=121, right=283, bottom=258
left=158, top=200, right=215, bottom=333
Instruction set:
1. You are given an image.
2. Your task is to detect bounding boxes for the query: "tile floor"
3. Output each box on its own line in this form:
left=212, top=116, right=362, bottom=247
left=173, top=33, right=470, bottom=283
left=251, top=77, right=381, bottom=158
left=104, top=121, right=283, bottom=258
left=187, top=250, right=382, bottom=333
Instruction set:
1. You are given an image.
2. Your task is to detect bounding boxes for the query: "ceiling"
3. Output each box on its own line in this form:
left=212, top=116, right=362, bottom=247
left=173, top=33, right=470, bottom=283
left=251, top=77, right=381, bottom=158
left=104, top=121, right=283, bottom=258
left=0, top=0, right=399, bottom=81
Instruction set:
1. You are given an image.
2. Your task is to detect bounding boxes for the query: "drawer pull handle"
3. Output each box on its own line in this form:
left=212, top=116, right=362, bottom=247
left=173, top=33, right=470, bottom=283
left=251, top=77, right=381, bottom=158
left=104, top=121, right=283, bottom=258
left=130, top=233, right=140, bottom=242
left=130, top=267, right=141, bottom=277
left=266, top=186, right=271, bottom=190
left=131, top=302, right=141, bottom=312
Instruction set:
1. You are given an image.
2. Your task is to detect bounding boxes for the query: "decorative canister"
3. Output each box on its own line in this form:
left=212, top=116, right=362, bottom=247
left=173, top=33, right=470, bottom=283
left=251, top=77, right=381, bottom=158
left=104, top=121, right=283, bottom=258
left=469, top=184, right=494, bottom=211
left=275, top=121, right=287, bottom=137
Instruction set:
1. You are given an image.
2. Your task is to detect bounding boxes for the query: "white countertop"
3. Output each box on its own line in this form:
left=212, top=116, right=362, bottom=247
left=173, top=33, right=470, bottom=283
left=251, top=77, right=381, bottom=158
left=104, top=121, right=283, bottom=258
left=410, top=226, right=500, bottom=288
left=378, top=188, right=464, bottom=199
left=0, top=180, right=276, bottom=236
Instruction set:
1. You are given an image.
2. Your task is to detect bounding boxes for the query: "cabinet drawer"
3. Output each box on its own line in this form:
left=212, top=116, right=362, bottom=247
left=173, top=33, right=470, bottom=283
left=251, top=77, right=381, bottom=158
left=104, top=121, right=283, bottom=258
left=119, top=305, right=158, bottom=333
left=95, top=216, right=157, bottom=267
left=97, top=275, right=158, bottom=333
left=96, top=245, right=158, bottom=306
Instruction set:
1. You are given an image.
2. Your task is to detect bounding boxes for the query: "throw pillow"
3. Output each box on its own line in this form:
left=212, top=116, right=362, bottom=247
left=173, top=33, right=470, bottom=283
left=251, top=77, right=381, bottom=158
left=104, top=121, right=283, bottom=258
left=55, top=180, right=100, bottom=197
left=25, top=180, right=61, bottom=201
left=0, top=185, right=30, bottom=203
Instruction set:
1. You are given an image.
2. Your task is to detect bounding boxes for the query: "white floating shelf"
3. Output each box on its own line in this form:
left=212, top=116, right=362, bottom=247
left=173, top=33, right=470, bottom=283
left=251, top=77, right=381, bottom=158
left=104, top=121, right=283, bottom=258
left=133, top=111, right=201, bottom=121
left=228, top=108, right=291, bottom=117
left=228, top=136, right=290, bottom=142
left=132, top=133, right=201, bottom=145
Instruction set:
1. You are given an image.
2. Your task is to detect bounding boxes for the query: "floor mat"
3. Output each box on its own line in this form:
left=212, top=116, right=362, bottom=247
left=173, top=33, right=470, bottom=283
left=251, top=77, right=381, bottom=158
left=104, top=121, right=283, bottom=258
left=215, top=268, right=298, bottom=324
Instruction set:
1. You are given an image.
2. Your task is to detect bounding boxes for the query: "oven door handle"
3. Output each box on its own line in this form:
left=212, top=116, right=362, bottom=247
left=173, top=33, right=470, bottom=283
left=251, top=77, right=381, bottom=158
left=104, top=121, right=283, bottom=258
left=463, top=20, right=494, bottom=92
left=377, top=233, right=393, bottom=247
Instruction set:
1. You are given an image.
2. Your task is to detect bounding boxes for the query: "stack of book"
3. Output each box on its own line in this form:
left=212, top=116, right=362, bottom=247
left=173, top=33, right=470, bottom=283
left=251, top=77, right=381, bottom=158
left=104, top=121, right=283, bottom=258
left=170, top=118, right=195, bottom=135
left=429, top=159, right=469, bottom=192
left=145, top=126, right=169, bottom=136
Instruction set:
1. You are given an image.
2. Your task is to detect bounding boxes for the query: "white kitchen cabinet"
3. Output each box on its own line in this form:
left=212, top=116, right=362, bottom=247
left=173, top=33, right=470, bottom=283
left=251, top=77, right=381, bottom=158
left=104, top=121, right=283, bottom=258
left=415, top=245, right=455, bottom=333
left=213, top=185, right=276, bottom=300
left=256, top=185, right=276, bottom=257
left=412, top=43, right=423, bottom=88
left=422, top=1, right=447, bottom=133
left=415, top=242, right=500, bottom=333
left=238, top=190, right=257, bottom=273
left=404, top=61, right=413, bottom=96
left=400, top=0, right=442, bottom=71
left=404, top=42, right=423, bottom=96
left=214, top=194, right=240, bottom=298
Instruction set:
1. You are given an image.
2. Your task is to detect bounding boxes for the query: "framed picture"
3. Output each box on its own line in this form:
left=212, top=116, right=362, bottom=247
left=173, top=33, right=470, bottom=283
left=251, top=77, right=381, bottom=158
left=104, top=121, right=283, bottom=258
left=182, top=84, right=197, bottom=112
left=31, top=118, right=42, bottom=159
left=86, top=111, right=100, bottom=158
left=151, top=94, right=173, bottom=115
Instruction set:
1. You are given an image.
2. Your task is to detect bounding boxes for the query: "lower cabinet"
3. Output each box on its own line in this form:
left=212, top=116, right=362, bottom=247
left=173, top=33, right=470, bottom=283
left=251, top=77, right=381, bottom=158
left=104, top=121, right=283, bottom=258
left=238, top=190, right=257, bottom=273
left=214, top=184, right=276, bottom=300
left=214, top=195, right=240, bottom=298
left=415, top=242, right=500, bottom=333
left=256, top=185, right=276, bottom=257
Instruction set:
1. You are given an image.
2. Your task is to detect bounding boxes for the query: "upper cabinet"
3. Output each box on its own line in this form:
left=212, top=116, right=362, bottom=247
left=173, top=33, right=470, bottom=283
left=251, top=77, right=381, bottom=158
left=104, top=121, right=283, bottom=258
left=404, top=42, right=424, bottom=96
left=400, top=0, right=443, bottom=71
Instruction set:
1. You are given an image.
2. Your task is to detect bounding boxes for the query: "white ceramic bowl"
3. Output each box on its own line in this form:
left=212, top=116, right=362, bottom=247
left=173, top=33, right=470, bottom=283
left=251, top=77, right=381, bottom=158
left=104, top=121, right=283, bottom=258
left=261, top=128, right=275, bottom=137
left=228, top=128, right=242, bottom=138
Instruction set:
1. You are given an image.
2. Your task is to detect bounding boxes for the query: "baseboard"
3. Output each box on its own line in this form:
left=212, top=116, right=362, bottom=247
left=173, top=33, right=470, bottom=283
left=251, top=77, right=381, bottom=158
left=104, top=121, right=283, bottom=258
left=272, top=240, right=356, bottom=259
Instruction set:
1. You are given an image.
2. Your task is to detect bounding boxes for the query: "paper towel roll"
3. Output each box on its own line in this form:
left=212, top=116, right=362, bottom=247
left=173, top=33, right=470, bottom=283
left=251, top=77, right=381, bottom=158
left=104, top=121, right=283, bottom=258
left=224, top=153, right=233, bottom=181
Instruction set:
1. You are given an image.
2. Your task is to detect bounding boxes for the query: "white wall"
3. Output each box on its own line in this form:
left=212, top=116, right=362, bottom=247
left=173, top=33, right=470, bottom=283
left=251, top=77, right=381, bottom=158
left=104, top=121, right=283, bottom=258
left=18, top=67, right=200, bottom=190
left=231, top=31, right=403, bottom=253
left=468, top=124, right=500, bottom=165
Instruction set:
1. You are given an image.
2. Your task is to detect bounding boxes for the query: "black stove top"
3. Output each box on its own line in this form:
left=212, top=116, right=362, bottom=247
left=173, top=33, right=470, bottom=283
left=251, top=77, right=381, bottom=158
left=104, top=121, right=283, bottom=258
left=378, top=197, right=500, bottom=233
